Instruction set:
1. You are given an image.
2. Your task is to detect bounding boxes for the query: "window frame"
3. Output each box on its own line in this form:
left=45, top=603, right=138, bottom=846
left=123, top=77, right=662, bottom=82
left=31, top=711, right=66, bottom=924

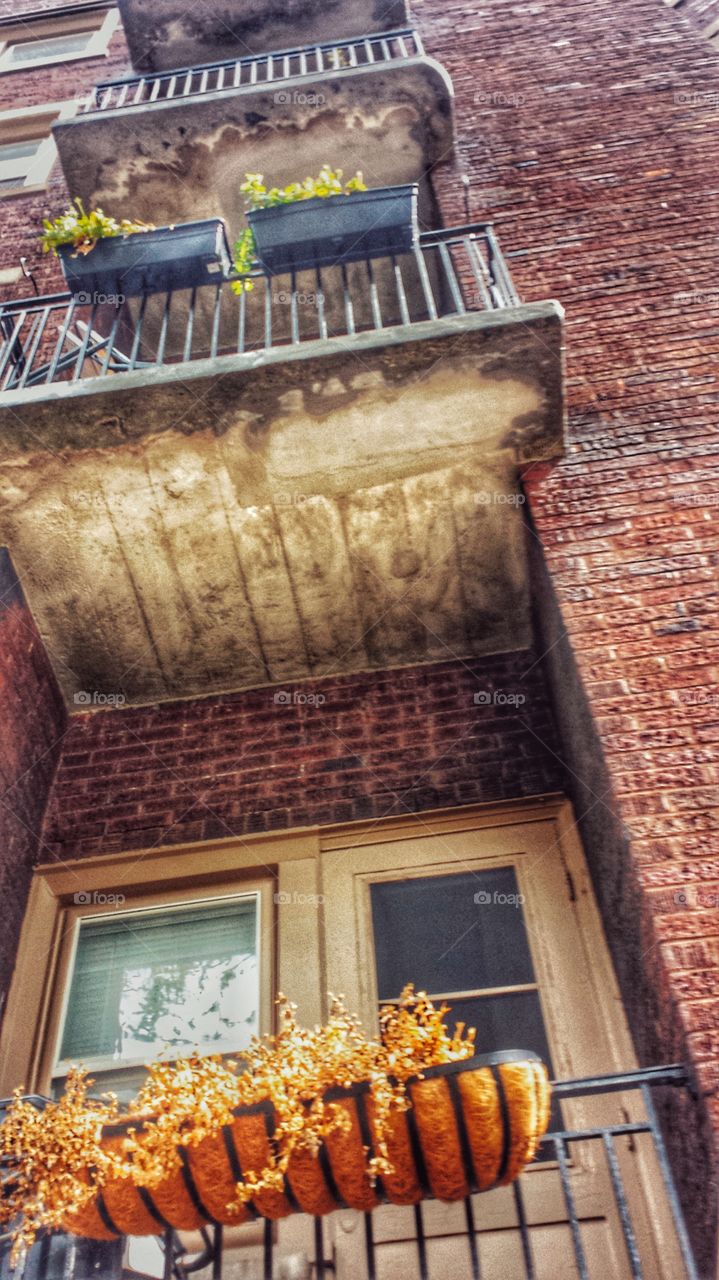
left=0, top=99, right=78, bottom=198
left=48, top=885, right=266, bottom=1091
left=0, top=10, right=119, bottom=75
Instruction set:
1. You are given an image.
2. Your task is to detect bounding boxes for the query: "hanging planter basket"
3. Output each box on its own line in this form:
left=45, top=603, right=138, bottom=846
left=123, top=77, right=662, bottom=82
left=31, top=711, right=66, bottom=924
left=63, top=1051, right=550, bottom=1240
left=248, top=184, right=419, bottom=276
left=58, top=218, right=232, bottom=300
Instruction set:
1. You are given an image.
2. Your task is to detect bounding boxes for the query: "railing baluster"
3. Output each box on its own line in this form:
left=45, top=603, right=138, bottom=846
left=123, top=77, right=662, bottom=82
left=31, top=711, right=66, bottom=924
left=392, top=257, right=411, bottom=326
left=264, top=280, right=272, bottom=349
left=132, top=77, right=146, bottom=105
left=166, top=74, right=177, bottom=100
left=263, top=1219, right=272, bottom=1280
left=183, top=288, right=196, bottom=362
left=554, top=1137, right=589, bottom=1280
left=155, top=292, right=172, bottom=366
left=438, top=240, right=467, bottom=314
left=314, top=1217, right=325, bottom=1280
left=639, top=1084, right=700, bottom=1280
left=98, top=303, right=123, bottom=377
left=414, top=1203, right=429, bottom=1280
left=233, top=60, right=242, bottom=87
left=361, top=1211, right=377, bottom=1280
left=148, top=76, right=162, bottom=102
left=128, top=293, right=148, bottom=370
left=315, top=268, right=327, bottom=340
left=464, top=1196, right=481, bottom=1280
left=290, top=275, right=300, bottom=345
left=210, top=283, right=222, bottom=359
left=0, top=309, right=27, bottom=385
left=413, top=244, right=438, bottom=320
left=364, top=39, right=375, bottom=64
left=367, top=259, right=383, bottom=330
left=237, top=286, right=246, bottom=354
left=71, top=302, right=98, bottom=381
left=464, top=234, right=493, bottom=309
left=340, top=262, right=353, bottom=335
left=602, top=1132, right=644, bottom=1279
left=250, top=58, right=258, bottom=85
left=513, top=1179, right=537, bottom=1280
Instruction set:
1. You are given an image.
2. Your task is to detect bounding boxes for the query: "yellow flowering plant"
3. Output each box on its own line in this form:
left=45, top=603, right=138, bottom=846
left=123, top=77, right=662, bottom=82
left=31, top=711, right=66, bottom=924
left=0, top=986, right=476, bottom=1257
left=40, top=198, right=154, bottom=258
left=232, top=165, right=367, bottom=292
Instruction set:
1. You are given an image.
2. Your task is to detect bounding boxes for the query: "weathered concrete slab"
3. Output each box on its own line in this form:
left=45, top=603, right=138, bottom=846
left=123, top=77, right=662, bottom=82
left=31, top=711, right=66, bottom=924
left=0, top=308, right=564, bottom=706
left=53, top=60, right=453, bottom=233
left=118, top=0, right=410, bottom=72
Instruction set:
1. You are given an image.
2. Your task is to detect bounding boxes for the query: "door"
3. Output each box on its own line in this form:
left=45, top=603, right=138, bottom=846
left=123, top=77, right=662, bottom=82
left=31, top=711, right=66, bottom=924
left=320, top=807, right=687, bottom=1280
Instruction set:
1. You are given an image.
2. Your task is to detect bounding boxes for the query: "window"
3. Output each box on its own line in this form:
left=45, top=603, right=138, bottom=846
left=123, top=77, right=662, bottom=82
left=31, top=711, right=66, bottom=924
left=0, top=10, right=118, bottom=73
left=0, top=101, right=78, bottom=196
left=52, top=893, right=262, bottom=1100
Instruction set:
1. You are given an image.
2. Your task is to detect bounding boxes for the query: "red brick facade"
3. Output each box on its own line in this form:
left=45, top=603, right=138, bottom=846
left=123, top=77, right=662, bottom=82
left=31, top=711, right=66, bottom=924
left=42, top=652, right=564, bottom=859
left=0, top=551, right=65, bottom=1004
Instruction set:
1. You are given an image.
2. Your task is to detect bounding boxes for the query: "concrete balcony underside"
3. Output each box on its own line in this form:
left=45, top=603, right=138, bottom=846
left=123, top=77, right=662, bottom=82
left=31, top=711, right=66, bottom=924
left=53, top=57, right=453, bottom=234
left=118, top=0, right=410, bottom=72
left=0, top=306, right=564, bottom=707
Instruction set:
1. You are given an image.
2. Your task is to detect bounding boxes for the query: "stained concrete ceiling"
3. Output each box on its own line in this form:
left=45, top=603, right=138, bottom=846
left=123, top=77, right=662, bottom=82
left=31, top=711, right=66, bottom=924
left=0, top=314, right=564, bottom=707
left=118, top=0, right=410, bottom=72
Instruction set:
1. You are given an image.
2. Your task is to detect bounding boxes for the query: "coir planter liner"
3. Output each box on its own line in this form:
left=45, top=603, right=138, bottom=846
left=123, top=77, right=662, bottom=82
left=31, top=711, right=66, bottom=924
left=248, top=184, right=419, bottom=276
left=62, top=1051, right=550, bottom=1239
left=58, top=219, right=232, bottom=300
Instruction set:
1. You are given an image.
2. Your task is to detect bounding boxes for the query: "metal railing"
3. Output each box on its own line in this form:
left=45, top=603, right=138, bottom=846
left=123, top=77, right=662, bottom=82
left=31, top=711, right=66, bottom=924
left=0, top=225, right=520, bottom=398
left=0, top=1066, right=701, bottom=1279
left=82, top=29, right=424, bottom=115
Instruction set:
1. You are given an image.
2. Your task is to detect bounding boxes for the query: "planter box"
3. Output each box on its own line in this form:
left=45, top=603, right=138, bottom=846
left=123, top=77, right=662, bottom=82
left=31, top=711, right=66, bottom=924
left=248, top=184, right=419, bottom=276
left=62, top=1051, right=549, bottom=1238
left=58, top=219, right=232, bottom=300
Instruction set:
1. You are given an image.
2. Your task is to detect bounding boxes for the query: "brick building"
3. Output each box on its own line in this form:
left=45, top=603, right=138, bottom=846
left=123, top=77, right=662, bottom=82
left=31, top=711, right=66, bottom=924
left=0, top=0, right=717, bottom=1276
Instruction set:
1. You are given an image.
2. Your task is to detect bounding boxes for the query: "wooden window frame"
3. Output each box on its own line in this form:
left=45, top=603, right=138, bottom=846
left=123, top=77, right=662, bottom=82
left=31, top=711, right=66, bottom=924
left=0, top=99, right=78, bottom=198
left=0, top=10, right=119, bottom=75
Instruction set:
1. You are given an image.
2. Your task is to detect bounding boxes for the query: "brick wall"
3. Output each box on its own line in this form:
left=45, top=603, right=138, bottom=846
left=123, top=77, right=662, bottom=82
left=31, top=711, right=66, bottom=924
left=0, top=9, right=130, bottom=302
left=423, top=0, right=719, bottom=1266
left=0, top=549, right=65, bottom=1007
left=42, top=652, right=564, bottom=859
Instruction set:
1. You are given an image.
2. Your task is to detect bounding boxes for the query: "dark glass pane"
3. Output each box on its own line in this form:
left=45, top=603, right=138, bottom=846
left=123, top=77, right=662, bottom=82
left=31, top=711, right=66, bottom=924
left=371, top=868, right=535, bottom=999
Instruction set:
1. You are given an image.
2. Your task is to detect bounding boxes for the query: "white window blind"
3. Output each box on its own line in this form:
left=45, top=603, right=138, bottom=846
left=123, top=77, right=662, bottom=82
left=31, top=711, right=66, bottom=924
left=56, top=896, right=260, bottom=1074
left=6, top=32, right=93, bottom=64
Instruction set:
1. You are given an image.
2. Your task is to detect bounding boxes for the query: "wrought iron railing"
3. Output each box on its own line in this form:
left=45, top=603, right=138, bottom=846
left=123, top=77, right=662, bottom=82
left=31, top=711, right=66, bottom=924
left=0, top=225, right=521, bottom=398
left=0, top=1066, right=702, bottom=1279
left=82, top=29, right=425, bottom=115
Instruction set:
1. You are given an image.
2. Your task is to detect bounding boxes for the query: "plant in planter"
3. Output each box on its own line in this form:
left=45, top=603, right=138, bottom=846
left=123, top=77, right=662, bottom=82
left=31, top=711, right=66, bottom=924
left=41, top=198, right=232, bottom=300
left=232, top=166, right=419, bottom=291
left=0, top=987, right=550, bottom=1258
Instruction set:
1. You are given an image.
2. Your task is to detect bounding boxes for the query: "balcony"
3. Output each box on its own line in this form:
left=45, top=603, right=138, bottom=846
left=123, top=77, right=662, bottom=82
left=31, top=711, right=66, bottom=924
left=116, top=0, right=411, bottom=73
left=0, top=1067, right=701, bottom=1279
left=52, top=30, right=454, bottom=233
left=0, top=224, right=563, bottom=706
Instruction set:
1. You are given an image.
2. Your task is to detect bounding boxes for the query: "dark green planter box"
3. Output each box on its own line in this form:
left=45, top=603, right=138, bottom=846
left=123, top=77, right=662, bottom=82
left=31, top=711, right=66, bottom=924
left=58, top=218, right=232, bottom=300
left=248, top=184, right=419, bottom=275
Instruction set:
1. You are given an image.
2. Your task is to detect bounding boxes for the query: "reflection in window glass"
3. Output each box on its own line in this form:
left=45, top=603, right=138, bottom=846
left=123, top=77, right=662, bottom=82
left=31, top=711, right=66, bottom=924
left=6, top=33, right=92, bottom=64
left=57, top=897, right=259, bottom=1073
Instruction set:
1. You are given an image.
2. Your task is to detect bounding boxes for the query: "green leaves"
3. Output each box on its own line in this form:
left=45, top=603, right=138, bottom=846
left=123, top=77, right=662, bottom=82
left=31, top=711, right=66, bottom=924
left=40, top=197, right=154, bottom=256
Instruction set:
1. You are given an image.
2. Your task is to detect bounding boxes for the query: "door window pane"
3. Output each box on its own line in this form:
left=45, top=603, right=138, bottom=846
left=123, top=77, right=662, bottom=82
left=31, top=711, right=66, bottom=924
left=57, top=896, right=259, bottom=1074
left=371, top=867, right=534, bottom=998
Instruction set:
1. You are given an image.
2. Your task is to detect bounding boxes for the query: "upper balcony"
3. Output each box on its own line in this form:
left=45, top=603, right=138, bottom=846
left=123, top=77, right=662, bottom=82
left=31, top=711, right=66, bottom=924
left=117, top=0, right=411, bottom=73
left=0, top=222, right=565, bottom=706
left=52, top=31, right=454, bottom=234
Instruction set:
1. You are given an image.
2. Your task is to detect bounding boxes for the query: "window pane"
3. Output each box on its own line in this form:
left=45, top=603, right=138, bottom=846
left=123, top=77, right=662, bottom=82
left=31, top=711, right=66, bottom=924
left=58, top=897, right=259, bottom=1069
left=0, top=141, right=39, bottom=162
left=7, top=33, right=91, bottom=63
left=371, top=868, right=535, bottom=999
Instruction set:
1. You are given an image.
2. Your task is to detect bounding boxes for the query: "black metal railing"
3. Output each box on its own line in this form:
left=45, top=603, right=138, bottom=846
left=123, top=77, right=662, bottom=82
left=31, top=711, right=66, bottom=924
left=0, top=1067, right=702, bottom=1279
left=82, top=29, right=424, bottom=115
left=0, top=225, right=520, bottom=398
